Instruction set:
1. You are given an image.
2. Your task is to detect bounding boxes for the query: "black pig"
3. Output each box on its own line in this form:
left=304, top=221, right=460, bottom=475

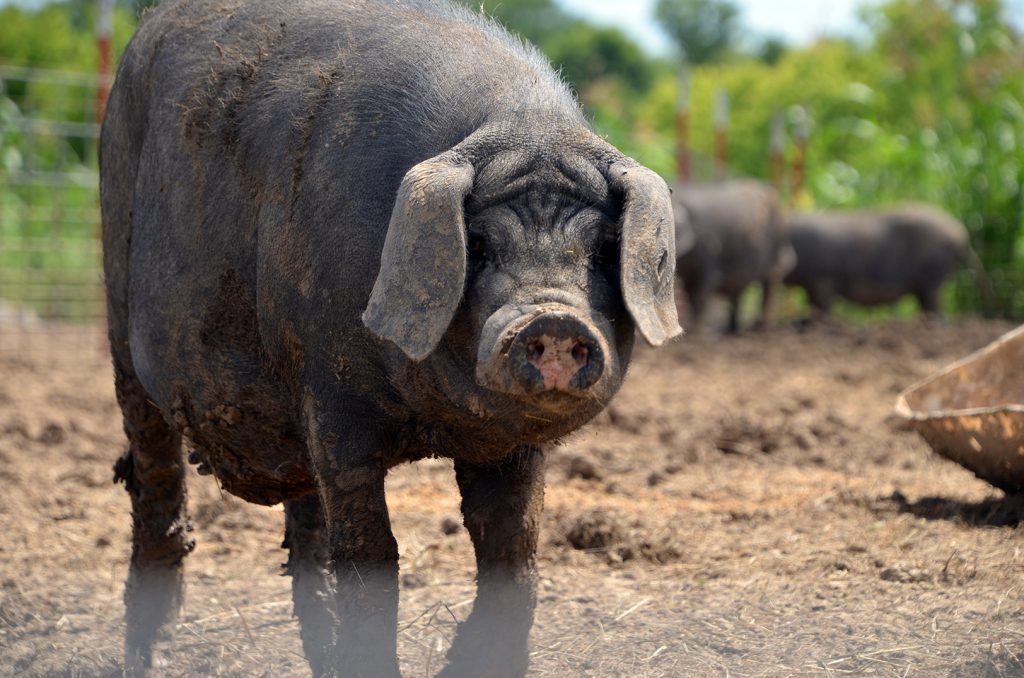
left=673, top=180, right=795, bottom=332
left=100, top=0, right=681, bottom=676
left=784, top=204, right=971, bottom=316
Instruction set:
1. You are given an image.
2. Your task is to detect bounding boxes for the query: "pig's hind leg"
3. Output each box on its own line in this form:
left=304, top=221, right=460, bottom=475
left=303, top=394, right=401, bottom=677
left=112, top=356, right=193, bottom=676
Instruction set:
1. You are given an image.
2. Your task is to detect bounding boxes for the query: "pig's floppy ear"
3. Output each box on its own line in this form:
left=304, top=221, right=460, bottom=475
left=609, top=162, right=684, bottom=347
left=362, top=153, right=474, bottom=361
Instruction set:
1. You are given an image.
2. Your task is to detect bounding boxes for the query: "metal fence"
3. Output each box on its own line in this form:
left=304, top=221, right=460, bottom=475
left=0, top=66, right=107, bottom=356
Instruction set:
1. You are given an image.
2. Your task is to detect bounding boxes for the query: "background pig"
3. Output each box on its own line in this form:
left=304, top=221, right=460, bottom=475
left=784, top=204, right=972, bottom=316
left=673, top=180, right=796, bottom=332
left=100, top=0, right=680, bottom=676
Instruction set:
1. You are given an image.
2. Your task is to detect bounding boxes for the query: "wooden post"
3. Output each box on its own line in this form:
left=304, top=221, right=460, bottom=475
left=790, top=105, right=809, bottom=207
left=96, top=0, right=114, bottom=124
left=95, top=0, right=116, bottom=350
left=770, top=110, right=786, bottom=194
left=713, top=89, right=729, bottom=181
left=675, top=66, right=691, bottom=183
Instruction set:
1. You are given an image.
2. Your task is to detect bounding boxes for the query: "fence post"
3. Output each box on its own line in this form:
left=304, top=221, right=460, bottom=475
left=96, top=0, right=115, bottom=348
left=714, top=89, right=729, bottom=181
left=789, top=105, right=809, bottom=207
left=675, top=66, right=691, bottom=183
left=96, top=0, right=114, bottom=124
left=770, top=110, right=786, bottom=195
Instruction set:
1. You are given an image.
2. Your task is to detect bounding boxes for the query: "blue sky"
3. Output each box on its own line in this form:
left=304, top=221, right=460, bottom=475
left=559, top=0, right=1024, bottom=54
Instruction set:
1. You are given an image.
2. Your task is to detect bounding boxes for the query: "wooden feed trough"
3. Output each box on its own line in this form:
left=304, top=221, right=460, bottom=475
left=895, top=324, right=1024, bottom=494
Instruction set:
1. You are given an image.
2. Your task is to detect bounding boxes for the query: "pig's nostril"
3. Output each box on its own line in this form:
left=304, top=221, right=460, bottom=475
left=571, top=342, right=589, bottom=366
left=527, top=339, right=545, bottom=363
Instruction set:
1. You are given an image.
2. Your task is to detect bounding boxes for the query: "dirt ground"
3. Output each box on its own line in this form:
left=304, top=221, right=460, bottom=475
left=1, top=318, right=1023, bottom=677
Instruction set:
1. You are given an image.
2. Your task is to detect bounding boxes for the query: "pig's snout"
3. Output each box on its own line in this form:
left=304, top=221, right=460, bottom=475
left=476, top=305, right=610, bottom=398
left=511, top=314, right=603, bottom=392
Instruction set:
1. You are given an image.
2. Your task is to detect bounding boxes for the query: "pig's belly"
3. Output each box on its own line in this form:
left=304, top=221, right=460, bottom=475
left=169, top=383, right=316, bottom=506
left=129, top=314, right=317, bottom=504
left=842, top=280, right=909, bottom=306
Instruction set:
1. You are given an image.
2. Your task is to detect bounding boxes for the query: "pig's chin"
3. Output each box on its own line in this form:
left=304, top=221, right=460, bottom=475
left=469, top=369, right=607, bottom=418
left=517, top=388, right=601, bottom=414
left=475, top=367, right=623, bottom=427
left=479, top=385, right=610, bottom=441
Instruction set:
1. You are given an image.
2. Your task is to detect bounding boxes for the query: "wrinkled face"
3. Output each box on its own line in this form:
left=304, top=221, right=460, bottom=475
left=455, top=158, right=632, bottom=411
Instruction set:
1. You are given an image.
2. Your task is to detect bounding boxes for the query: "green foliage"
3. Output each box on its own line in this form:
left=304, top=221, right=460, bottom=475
left=0, top=4, right=92, bottom=69
left=756, top=36, right=788, bottom=65
left=455, top=0, right=656, bottom=98
left=654, top=0, right=740, bottom=65
left=0, top=2, right=135, bottom=71
left=454, top=0, right=574, bottom=49
left=545, top=23, right=656, bottom=95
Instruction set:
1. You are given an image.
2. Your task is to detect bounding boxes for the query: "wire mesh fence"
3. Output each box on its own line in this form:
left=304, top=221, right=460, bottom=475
left=0, top=66, right=107, bottom=358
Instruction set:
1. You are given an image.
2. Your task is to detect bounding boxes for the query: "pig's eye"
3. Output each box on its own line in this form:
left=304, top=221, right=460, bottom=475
left=467, top=232, right=487, bottom=259
left=594, top=237, right=619, bottom=266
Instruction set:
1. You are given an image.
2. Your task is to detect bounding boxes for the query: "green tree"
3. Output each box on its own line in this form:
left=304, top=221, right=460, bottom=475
left=454, top=0, right=574, bottom=49
left=0, top=2, right=136, bottom=70
left=0, top=4, right=94, bottom=69
left=654, top=0, right=740, bottom=65
left=545, top=22, right=655, bottom=95
left=756, top=35, right=788, bottom=65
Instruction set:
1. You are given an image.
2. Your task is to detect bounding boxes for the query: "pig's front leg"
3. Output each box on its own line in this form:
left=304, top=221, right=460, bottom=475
left=439, top=445, right=546, bottom=678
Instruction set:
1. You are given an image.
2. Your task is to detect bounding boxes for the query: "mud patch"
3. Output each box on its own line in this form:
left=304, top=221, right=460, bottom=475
left=555, top=509, right=684, bottom=566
